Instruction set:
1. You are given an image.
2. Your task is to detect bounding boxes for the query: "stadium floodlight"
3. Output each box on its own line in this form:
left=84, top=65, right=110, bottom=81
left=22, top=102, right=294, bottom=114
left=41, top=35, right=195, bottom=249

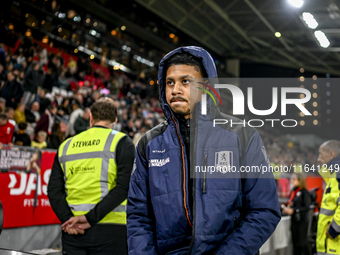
left=288, top=0, right=303, bottom=8
left=314, top=30, right=330, bottom=48
left=302, top=12, right=318, bottom=29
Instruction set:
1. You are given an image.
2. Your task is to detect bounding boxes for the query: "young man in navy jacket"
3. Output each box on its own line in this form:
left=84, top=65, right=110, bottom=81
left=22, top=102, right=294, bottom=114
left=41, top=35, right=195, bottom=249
left=127, top=46, right=281, bottom=255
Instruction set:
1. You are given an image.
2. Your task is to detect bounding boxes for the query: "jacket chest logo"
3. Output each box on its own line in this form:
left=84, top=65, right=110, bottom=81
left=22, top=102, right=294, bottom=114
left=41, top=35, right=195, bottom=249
left=149, top=157, right=170, bottom=167
left=215, top=151, right=233, bottom=170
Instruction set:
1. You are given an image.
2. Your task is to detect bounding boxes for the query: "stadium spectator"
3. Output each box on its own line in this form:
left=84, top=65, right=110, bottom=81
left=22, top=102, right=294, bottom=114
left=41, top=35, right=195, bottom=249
left=5, top=107, right=16, bottom=128
left=25, top=101, right=40, bottom=123
left=31, top=130, right=48, bottom=149
left=123, top=120, right=136, bottom=139
left=13, top=103, right=26, bottom=124
left=47, top=116, right=67, bottom=149
left=73, top=107, right=90, bottom=134
left=23, top=62, right=40, bottom=106
left=65, top=99, right=83, bottom=137
left=0, top=43, right=5, bottom=67
left=16, top=52, right=26, bottom=65
left=38, top=89, right=54, bottom=114
left=12, top=121, right=31, bottom=146
left=35, top=103, right=57, bottom=135
left=0, top=71, right=24, bottom=109
left=42, top=67, right=58, bottom=92
left=0, top=97, right=5, bottom=113
left=0, top=64, right=7, bottom=81
left=282, top=173, right=311, bottom=255
left=59, top=98, right=71, bottom=116
left=38, top=46, right=48, bottom=66
left=0, top=113, right=14, bottom=147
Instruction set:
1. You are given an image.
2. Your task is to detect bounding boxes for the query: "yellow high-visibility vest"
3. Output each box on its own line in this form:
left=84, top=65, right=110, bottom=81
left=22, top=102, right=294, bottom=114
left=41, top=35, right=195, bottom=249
left=58, top=127, right=127, bottom=225
left=316, top=165, right=340, bottom=255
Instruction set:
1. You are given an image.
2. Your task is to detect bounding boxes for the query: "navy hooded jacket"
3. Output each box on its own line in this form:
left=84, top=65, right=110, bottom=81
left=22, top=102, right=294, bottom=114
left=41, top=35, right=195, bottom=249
left=127, top=46, right=281, bottom=255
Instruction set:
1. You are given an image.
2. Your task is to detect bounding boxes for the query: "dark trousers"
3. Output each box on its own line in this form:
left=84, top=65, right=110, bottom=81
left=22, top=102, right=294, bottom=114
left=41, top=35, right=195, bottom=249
left=62, top=224, right=127, bottom=255
left=291, top=219, right=310, bottom=255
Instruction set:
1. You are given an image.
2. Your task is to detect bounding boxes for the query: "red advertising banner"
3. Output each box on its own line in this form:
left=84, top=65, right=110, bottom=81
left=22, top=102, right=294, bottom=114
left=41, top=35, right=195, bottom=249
left=0, top=148, right=60, bottom=228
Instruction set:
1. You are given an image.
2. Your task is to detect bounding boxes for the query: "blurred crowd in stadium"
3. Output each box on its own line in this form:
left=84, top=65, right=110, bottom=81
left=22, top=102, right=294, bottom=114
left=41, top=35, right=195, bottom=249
left=0, top=36, right=164, bottom=150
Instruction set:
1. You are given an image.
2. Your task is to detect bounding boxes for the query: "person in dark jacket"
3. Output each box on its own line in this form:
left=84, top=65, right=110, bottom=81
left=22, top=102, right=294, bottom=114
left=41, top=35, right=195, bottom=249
left=282, top=173, right=311, bottom=255
left=12, top=121, right=31, bottom=146
left=0, top=71, right=24, bottom=109
left=127, top=46, right=281, bottom=255
left=23, top=62, right=40, bottom=106
left=35, top=103, right=57, bottom=135
left=73, top=107, right=90, bottom=134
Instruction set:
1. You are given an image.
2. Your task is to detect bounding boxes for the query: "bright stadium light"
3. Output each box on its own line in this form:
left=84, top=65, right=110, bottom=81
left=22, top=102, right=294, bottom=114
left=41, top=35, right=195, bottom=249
left=288, top=0, right=304, bottom=8
left=314, top=30, right=330, bottom=48
left=302, top=12, right=318, bottom=29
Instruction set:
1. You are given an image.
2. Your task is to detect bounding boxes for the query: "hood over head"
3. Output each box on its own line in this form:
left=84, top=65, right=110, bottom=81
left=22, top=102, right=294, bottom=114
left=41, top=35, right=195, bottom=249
left=158, top=46, right=218, bottom=121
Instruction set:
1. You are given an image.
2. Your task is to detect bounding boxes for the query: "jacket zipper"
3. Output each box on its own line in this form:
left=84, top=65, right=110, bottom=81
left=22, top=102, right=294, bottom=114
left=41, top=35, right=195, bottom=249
left=171, top=114, right=192, bottom=228
left=203, top=154, right=207, bottom=194
left=188, top=106, right=199, bottom=254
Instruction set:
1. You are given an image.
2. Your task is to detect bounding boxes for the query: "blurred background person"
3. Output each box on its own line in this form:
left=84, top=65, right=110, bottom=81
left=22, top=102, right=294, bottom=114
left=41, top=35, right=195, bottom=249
left=13, top=103, right=26, bottom=124
left=282, top=172, right=311, bottom=255
left=47, top=116, right=67, bottom=149
left=0, top=113, right=14, bottom=147
left=0, top=97, right=5, bottom=113
left=74, top=107, right=90, bottom=134
left=12, top=121, right=31, bottom=146
left=31, top=130, right=47, bottom=149
left=0, top=71, right=23, bottom=109
left=23, top=62, right=40, bottom=106
left=35, top=103, right=57, bottom=135
left=65, top=99, right=83, bottom=137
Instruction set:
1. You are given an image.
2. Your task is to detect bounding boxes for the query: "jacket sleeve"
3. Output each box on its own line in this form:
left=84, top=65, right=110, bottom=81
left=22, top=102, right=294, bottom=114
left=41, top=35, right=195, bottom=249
left=47, top=154, right=74, bottom=224
left=127, top=145, right=159, bottom=255
left=215, top=131, right=281, bottom=255
left=328, top=173, right=340, bottom=238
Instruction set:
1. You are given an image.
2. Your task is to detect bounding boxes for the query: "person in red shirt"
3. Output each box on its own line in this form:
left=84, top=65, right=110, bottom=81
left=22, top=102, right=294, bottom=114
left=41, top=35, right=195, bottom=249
left=0, top=113, right=15, bottom=147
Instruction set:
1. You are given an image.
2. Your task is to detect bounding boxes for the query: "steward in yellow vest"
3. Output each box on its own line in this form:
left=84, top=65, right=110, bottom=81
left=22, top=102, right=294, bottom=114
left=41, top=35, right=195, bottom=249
left=316, top=140, right=340, bottom=255
left=48, top=98, right=135, bottom=255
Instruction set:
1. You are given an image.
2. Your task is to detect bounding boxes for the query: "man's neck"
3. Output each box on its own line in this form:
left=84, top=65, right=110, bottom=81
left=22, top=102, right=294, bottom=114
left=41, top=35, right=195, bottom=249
left=92, top=121, right=112, bottom=129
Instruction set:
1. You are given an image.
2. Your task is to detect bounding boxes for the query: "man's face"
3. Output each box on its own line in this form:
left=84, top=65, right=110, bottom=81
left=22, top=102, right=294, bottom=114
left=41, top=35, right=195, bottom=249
left=317, top=145, right=334, bottom=165
left=165, top=65, right=204, bottom=119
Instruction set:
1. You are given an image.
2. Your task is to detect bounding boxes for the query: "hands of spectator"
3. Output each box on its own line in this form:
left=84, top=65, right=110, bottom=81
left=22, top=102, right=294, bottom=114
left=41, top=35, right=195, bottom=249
left=7, top=143, right=13, bottom=148
left=282, top=207, right=294, bottom=215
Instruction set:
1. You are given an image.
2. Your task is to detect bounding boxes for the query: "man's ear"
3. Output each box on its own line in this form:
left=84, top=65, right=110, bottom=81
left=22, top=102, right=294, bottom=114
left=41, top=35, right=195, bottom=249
left=330, top=150, right=336, bottom=160
left=113, top=117, right=117, bottom=126
left=89, top=112, right=94, bottom=127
